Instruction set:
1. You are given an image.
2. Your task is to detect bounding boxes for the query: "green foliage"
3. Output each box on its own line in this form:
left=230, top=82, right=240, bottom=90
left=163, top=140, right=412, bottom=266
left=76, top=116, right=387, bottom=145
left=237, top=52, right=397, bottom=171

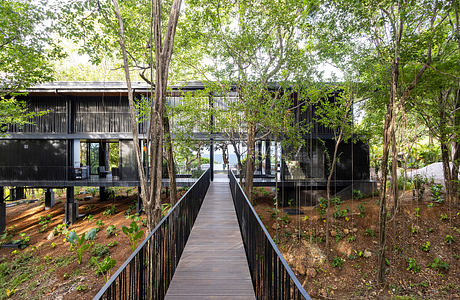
left=76, top=284, right=87, bottom=292
left=91, top=243, right=109, bottom=258
left=427, top=257, right=449, bottom=272
left=106, top=225, right=119, bottom=237
left=444, top=234, right=455, bottom=245
left=331, top=256, right=343, bottom=269
left=103, top=205, right=117, bottom=216
left=364, top=228, right=375, bottom=237
left=0, top=225, right=17, bottom=245
left=414, top=208, right=420, bottom=217
left=353, top=189, right=364, bottom=200
left=161, top=203, right=172, bottom=217
left=107, top=240, right=118, bottom=247
left=333, top=207, right=350, bottom=219
left=12, top=233, right=30, bottom=249
left=316, top=197, right=342, bottom=216
left=66, top=229, right=98, bottom=264
left=38, top=214, right=53, bottom=233
left=52, top=224, right=69, bottom=236
left=90, top=256, right=116, bottom=282
left=420, top=241, right=430, bottom=252
left=406, top=258, right=421, bottom=273
left=121, top=221, right=144, bottom=252
left=96, top=219, right=105, bottom=228
left=84, top=214, right=95, bottom=222
left=357, top=204, right=365, bottom=217
left=430, top=184, right=444, bottom=203
left=440, top=213, right=448, bottom=221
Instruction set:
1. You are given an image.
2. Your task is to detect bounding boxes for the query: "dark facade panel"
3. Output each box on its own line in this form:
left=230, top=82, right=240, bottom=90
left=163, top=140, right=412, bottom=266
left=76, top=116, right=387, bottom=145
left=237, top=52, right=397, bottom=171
left=120, top=140, right=138, bottom=180
left=324, top=140, right=370, bottom=181
left=7, top=96, right=67, bottom=133
left=0, top=139, right=67, bottom=180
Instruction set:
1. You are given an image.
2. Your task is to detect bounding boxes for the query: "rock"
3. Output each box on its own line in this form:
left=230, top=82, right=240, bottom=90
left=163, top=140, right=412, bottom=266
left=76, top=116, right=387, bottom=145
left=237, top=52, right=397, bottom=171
left=352, top=228, right=358, bottom=233
left=330, top=230, right=337, bottom=237
left=363, top=250, right=372, bottom=258
left=337, top=241, right=352, bottom=256
left=296, top=263, right=306, bottom=275
left=47, top=231, right=55, bottom=240
left=343, top=228, right=349, bottom=235
left=306, top=267, right=317, bottom=278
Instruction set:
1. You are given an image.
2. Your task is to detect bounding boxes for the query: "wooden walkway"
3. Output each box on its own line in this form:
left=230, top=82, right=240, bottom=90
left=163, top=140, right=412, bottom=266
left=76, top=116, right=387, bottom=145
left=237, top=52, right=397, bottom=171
left=164, top=182, right=256, bottom=300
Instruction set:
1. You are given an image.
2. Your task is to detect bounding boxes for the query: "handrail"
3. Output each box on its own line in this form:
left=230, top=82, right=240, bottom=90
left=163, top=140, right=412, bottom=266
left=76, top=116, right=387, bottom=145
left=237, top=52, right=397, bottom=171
left=229, top=169, right=311, bottom=300
left=94, top=168, right=211, bottom=300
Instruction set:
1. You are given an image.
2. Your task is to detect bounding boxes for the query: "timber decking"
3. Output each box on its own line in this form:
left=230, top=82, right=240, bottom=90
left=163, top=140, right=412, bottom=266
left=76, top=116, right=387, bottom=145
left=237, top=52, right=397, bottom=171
left=164, top=181, right=256, bottom=300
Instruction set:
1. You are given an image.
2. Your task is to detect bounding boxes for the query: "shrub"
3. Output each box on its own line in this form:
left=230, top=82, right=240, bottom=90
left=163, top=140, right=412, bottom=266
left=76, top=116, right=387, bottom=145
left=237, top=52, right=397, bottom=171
left=421, top=241, right=430, bottom=252
left=52, top=224, right=69, bottom=236
left=90, top=256, right=116, bottom=282
left=364, top=228, right=375, bottom=237
left=331, top=257, right=343, bottom=269
left=122, top=221, right=144, bottom=252
left=38, top=214, right=53, bottom=233
left=357, top=204, right=365, bottom=217
left=407, top=258, right=421, bottom=273
left=103, top=205, right=117, bottom=216
left=445, top=234, right=455, bottom=245
left=66, top=229, right=98, bottom=264
left=428, top=257, right=449, bottom=272
left=91, top=243, right=109, bottom=258
left=106, top=225, right=118, bottom=237
left=430, top=184, right=444, bottom=203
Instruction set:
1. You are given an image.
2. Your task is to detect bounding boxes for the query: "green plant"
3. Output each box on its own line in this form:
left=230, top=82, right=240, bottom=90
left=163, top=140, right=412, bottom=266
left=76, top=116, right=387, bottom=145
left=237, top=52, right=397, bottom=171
left=414, top=208, right=420, bottom=217
left=66, top=229, right=98, bottom=264
left=12, top=232, right=30, bottom=249
left=316, top=197, right=342, bottom=216
left=107, top=240, right=118, bottom=247
left=51, top=242, right=56, bottom=248
left=411, top=225, right=418, bottom=234
left=364, top=228, right=375, bottom=237
left=96, top=219, right=105, bottom=228
left=428, top=202, right=434, bottom=207
left=440, top=213, right=448, bottom=221
left=281, top=214, right=290, bottom=224
left=445, top=234, right=455, bottom=245
left=91, top=243, right=109, bottom=258
left=103, top=205, right=117, bottom=216
left=347, top=236, right=356, bottom=242
left=430, top=184, right=444, bottom=203
left=122, top=221, right=144, bottom=252
left=428, top=257, right=449, bottom=272
left=407, top=258, right=421, bottom=273
left=161, top=203, right=172, bottom=216
left=357, top=204, right=365, bottom=217
left=38, top=214, right=53, bottom=233
left=287, top=198, right=294, bottom=207
left=0, top=225, right=18, bottom=245
left=84, top=214, right=95, bottom=222
left=106, top=225, right=118, bottom=237
left=76, top=284, right=87, bottom=291
left=353, top=189, right=364, bottom=200
left=52, top=223, right=69, bottom=236
left=90, top=256, right=116, bottom=282
left=270, top=208, right=280, bottom=218
left=421, top=241, right=430, bottom=252
left=331, top=256, right=343, bottom=269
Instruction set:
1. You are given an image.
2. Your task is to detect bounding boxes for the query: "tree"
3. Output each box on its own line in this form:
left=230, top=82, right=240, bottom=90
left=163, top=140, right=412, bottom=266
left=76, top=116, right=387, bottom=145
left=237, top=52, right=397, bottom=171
left=317, top=0, right=450, bottom=283
left=184, top=0, right=317, bottom=201
left=0, top=0, right=63, bottom=129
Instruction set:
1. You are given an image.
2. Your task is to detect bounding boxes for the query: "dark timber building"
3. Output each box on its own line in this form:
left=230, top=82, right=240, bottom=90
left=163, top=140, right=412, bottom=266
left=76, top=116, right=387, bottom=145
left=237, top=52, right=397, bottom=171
left=0, top=81, right=374, bottom=232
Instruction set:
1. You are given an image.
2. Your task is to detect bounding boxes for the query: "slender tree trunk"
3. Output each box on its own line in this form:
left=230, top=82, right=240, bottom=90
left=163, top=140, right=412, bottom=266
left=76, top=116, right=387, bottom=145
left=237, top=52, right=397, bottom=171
left=163, top=115, right=177, bottom=205
left=245, top=122, right=256, bottom=203
left=112, top=0, right=152, bottom=229
left=391, top=126, right=399, bottom=213
left=231, top=139, right=244, bottom=186
left=197, top=141, right=202, bottom=169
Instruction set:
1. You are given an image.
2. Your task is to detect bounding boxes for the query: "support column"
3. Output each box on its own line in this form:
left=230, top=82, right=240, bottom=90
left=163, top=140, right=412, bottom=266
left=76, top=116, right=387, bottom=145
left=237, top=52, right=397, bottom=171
left=65, top=187, right=78, bottom=224
left=0, top=187, right=5, bottom=234
left=136, top=187, right=143, bottom=213
left=11, top=187, right=25, bottom=201
left=44, top=188, right=55, bottom=210
left=265, top=140, right=271, bottom=175
left=99, top=187, right=107, bottom=201
left=210, top=139, right=214, bottom=181
left=257, top=141, right=263, bottom=173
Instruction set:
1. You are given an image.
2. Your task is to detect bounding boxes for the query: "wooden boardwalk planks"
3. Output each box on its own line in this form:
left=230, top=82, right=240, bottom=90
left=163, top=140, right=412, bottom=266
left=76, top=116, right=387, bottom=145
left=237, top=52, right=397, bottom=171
left=164, top=182, right=256, bottom=300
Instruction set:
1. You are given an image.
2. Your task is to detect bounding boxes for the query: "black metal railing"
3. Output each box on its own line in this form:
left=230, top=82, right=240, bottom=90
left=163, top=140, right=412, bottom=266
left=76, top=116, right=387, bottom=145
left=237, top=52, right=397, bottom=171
left=229, top=169, right=311, bottom=300
left=94, top=168, right=211, bottom=300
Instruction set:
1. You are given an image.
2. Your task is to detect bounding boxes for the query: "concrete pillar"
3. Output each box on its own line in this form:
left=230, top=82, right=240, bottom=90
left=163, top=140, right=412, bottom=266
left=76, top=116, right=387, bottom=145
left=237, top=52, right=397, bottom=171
left=257, top=142, right=263, bottom=173
left=44, top=188, right=55, bottom=210
left=136, top=187, right=143, bottom=213
left=65, top=187, right=78, bottom=224
left=0, top=187, right=5, bottom=234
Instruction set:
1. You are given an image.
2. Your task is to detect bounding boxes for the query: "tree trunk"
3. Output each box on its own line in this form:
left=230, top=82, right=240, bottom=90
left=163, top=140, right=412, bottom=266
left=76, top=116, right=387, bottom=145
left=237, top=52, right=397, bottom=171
left=164, top=115, right=177, bottom=205
left=245, top=122, right=256, bottom=203
left=197, top=141, right=202, bottom=169
left=391, top=126, right=399, bottom=214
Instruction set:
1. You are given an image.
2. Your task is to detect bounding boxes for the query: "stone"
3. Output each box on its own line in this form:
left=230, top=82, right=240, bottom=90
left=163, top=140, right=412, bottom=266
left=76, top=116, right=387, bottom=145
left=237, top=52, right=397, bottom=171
left=343, top=228, right=349, bottom=235
left=47, top=231, right=55, bottom=240
left=296, top=263, right=306, bottom=275
left=330, top=230, right=337, bottom=237
left=352, top=228, right=358, bottom=233
left=363, top=250, right=372, bottom=258
left=337, top=241, right=352, bottom=256
left=306, top=267, right=317, bottom=278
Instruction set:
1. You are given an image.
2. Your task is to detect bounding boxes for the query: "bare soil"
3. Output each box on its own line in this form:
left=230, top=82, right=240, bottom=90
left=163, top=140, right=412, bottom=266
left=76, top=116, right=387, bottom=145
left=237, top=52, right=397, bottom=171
left=253, top=187, right=460, bottom=299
